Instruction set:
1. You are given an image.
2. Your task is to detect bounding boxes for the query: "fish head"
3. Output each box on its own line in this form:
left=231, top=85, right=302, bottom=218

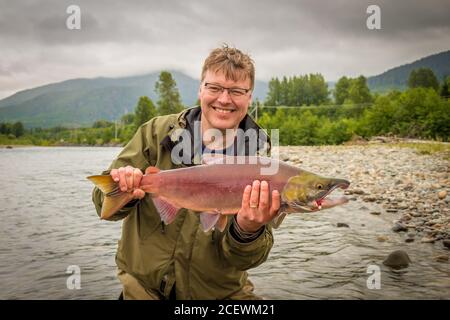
left=281, top=171, right=350, bottom=213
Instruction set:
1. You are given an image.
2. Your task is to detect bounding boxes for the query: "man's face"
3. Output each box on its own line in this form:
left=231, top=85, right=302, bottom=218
left=198, top=70, right=252, bottom=132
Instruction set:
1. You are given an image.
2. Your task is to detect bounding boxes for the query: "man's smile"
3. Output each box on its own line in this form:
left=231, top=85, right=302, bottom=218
left=212, top=106, right=236, bottom=114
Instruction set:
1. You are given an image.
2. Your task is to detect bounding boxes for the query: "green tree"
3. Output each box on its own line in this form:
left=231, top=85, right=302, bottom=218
left=440, top=76, right=450, bottom=98
left=334, top=76, right=350, bottom=105
left=265, top=77, right=281, bottom=106
left=121, top=113, right=135, bottom=125
left=347, top=76, right=372, bottom=104
left=408, top=68, right=439, bottom=91
left=155, top=71, right=184, bottom=115
left=134, top=96, right=157, bottom=127
left=12, top=121, right=25, bottom=137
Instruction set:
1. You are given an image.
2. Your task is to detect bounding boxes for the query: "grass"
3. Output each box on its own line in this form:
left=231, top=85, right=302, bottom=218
left=388, top=142, right=450, bottom=160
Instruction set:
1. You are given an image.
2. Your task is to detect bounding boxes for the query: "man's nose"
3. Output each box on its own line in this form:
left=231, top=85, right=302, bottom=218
left=217, top=89, right=232, bottom=104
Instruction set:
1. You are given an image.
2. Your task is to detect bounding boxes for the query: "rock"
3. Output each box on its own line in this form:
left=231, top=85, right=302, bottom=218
left=337, top=222, right=349, bottom=228
left=443, top=240, right=450, bottom=249
left=420, top=236, right=436, bottom=243
left=377, top=235, right=389, bottom=242
left=370, top=211, right=381, bottom=216
left=383, top=250, right=411, bottom=269
left=405, top=238, right=415, bottom=243
left=386, top=208, right=398, bottom=213
left=401, top=213, right=412, bottom=221
left=438, top=190, right=447, bottom=200
left=392, top=223, right=408, bottom=232
left=6, top=145, right=13, bottom=149
left=433, top=255, right=449, bottom=262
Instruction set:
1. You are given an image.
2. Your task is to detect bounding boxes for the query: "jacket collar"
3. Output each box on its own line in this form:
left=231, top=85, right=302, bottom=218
left=161, top=106, right=271, bottom=165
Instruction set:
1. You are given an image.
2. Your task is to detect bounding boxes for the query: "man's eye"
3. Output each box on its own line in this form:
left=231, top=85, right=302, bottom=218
left=208, top=86, right=221, bottom=92
left=230, top=89, right=245, bottom=96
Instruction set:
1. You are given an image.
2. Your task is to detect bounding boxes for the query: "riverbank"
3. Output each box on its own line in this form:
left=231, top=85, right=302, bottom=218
left=278, top=141, right=450, bottom=256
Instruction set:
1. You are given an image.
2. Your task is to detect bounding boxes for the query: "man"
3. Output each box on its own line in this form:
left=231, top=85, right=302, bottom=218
left=92, top=45, right=280, bottom=300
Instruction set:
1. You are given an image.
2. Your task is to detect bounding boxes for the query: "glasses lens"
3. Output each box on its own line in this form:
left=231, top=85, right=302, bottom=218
left=205, top=84, right=222, bottom=94
left=229, top=88, right=246, bottom=97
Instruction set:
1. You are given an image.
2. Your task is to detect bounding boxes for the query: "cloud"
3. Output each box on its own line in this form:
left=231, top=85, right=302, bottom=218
left=0, top=0, right=449, bottom=99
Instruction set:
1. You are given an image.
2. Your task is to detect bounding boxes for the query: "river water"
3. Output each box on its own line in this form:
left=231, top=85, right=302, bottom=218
left=0, top=147, right=448, bottom=299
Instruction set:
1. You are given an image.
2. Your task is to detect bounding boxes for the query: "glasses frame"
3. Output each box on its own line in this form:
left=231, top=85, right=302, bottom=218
left=204, top=82, right=251, bottom=98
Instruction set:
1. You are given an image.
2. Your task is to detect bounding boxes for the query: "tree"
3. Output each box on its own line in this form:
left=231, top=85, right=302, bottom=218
left=408, top=68, right=439, bottom=91
left=334, top=76, right=350, bottom=105
left=348, top=76, right=372, bottom=104
left=121, top=113, right=135, bottom=125
left=12, top=121, right=25, bottom=137
left=440, top=76, right=450, bottom=98
left=265, top=78, right=281, bottom=106
left=155, top=71, right=184, bottom=115
left=134, top=96, right=157, bottom=127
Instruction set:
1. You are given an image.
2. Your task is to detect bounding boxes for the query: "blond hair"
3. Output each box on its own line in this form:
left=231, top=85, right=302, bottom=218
left=201, top=44, right=255, bottom=90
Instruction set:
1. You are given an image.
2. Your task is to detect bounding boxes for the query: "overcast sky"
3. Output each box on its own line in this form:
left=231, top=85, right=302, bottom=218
left=0, top=0, right=449, bottom=99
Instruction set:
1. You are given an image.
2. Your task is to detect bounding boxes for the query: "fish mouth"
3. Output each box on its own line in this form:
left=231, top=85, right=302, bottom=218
left=310, top=182, right=350, bottom=211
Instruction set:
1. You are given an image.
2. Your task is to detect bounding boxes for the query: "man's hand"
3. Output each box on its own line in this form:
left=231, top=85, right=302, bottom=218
left=110, top=166, right=146, bottom=200
left=236, top=180, right=281, bottom=233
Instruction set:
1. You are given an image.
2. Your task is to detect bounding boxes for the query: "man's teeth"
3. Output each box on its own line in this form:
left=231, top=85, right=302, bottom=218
left=213, top=107, right=233, bottom=114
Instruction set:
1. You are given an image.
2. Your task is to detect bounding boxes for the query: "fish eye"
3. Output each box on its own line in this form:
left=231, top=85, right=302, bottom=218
left=317, top=183, right=324, bottom=190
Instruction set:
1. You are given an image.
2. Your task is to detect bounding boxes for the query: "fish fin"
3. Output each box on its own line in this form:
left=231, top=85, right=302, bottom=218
left=152, top=196, right=180, bottom=225
left=199, top=212, right=221, bottom=232
left=215, top=214, right=228, bottom=232
left=270, top=212, right=287, bottom=229
left=87, top=175, right=117, bottom=194
left=87, top=175, right=133, bottom=220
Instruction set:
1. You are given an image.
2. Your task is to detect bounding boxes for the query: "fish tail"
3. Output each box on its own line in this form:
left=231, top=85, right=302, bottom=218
left=87, top=175, right=134, bottom=220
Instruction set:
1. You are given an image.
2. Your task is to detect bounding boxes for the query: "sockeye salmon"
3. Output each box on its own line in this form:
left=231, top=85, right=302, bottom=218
left=88, top=156, right=350, bottom=232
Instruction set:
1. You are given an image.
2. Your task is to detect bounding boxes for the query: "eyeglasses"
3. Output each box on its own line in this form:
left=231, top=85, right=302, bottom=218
left=204, top=83, right=251, bottom=98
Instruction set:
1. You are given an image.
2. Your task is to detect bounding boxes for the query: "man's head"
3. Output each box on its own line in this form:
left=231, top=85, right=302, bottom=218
left=198, top=45, right=255, bottom=132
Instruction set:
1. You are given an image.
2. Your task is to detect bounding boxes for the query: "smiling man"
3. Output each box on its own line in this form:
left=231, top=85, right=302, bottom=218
left=92, top=45, right=280, bottom=300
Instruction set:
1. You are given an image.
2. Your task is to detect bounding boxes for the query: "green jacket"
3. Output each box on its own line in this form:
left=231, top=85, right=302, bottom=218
left=92, top=107, right=274, bottom=299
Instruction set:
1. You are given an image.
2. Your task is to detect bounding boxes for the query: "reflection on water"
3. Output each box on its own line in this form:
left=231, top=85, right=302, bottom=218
left=0, top=147, right=448, bottom=299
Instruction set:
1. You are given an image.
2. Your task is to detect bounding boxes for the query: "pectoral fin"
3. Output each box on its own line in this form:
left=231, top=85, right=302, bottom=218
left=199, top=212, right=220, bottom=232
left=152, top=196, right=180, bottom=225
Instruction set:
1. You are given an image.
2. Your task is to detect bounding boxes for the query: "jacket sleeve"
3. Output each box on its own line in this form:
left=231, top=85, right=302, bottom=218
left=220, top=219, right=274, bottom=271
left=91, top=121, right=156, bottom=221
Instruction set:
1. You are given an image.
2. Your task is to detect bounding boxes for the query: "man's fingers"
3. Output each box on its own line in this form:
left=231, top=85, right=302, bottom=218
left=132, top=168, right=142, bottom=189
left=249, top=180, right=260, bottom=208
left=241, top=185, right=252, bottom=209
left=110, top=169, right=119, bottom=182
left=118, top=167, right=127, bottom=192
left=125, top=166, right=134, bottom=191
left=259, top=181, right=269, bottom=210
left=132, top=189, right=145, bottom=199
left=270, top=190, right=281, bottom=217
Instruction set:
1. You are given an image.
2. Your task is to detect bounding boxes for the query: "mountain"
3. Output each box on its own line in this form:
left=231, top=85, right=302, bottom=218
left=1, top=50, right=448, bottom=127
left=0, top=71, right=268, bottom=128
left=367, top=50, right=450, bottom=92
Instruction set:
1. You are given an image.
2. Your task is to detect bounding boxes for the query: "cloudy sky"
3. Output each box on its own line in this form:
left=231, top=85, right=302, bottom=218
left=0, top=0, right=449, bottom=99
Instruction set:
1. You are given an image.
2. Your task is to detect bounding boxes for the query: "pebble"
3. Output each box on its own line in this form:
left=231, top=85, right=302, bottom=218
left=337, top=223, right=350, bottom=228
left=438, top=190, right=447, bottom=200
left=383, top=250, right=411, bottom=269
left=278, top=144, right=450, bottom=250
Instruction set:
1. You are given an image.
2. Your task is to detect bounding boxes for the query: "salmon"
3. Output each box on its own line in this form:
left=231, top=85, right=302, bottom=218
left=88, top=156, right=350, bottom=231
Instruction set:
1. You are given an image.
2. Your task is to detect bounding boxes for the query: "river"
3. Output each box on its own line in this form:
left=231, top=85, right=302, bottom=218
left=0, top=147, right=448, bottom=299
